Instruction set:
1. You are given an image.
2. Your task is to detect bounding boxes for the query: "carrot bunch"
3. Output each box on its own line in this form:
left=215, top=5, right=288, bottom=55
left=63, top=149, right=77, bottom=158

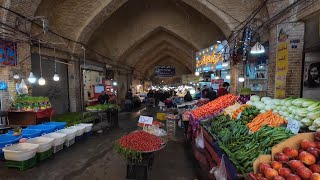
left=232, top=104, right=251, bottom=119
left=191, top=94, right=238, bottom=120
left=247, top=110, right=288, bottom=132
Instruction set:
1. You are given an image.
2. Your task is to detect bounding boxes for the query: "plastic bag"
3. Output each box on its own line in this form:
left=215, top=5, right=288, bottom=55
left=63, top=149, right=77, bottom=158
left=195, top=129, right=204, bottom=149
left=210, top=155, right=227, bottom=180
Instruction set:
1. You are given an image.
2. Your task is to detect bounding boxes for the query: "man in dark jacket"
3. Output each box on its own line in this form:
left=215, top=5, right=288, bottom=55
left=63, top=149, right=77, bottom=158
left=98, top=91, right=109, bottom=104
left=206, top=87, right=217, bottom=101
left=202, top=85, right=209, bottom=98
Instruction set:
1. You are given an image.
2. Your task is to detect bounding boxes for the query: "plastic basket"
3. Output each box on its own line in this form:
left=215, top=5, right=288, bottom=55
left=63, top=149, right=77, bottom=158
left=26, top=125, right=56, bottom=134
left=52, top=144, right=63, bottom=154
left=5, top=155, right=37, bottom=170
left=64, top=138, right=75, bottom=147
left=37, top=148, right=53, bottom=161
left=6, top=129, right=42, bottom=138
left=43, top=122, right=67, bottom=130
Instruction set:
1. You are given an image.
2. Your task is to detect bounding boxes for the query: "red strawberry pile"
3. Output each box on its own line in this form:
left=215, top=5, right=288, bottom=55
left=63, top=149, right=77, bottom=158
left=250, top=132, right=320, bottom=180
left=118, top=131, right=163, bottom=152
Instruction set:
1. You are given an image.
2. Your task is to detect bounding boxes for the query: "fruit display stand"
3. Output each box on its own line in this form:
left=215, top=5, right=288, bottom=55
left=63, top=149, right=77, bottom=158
left=7, top=108, right=54, bottom=126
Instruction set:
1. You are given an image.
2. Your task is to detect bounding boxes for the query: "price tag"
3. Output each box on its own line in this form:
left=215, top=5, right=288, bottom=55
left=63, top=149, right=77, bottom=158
left=138, top=116, right=153, bottom=125
left=286, top=118, right=301, bottom=134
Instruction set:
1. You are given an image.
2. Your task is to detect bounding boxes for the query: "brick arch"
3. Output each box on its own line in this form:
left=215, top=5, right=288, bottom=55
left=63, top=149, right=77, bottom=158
left=119, top=27, right=196, bottom=66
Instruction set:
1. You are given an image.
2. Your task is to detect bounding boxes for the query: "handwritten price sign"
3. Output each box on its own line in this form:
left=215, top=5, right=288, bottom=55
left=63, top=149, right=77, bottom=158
left=286, top=118, right=301, bottom=134
left=138, top=116, right=153, bottom=125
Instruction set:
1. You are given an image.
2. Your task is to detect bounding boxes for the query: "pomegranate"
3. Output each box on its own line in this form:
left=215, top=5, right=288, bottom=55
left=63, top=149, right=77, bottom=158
left=314, top=132, right=320, bottom=142
left=289, top=160, right=305, bottom=171
left=307, top=147, right=320, bottom=159
left=259, top=163, right=272, bottom=173
left=315, top=141, right=320, bottom=150
left=278, top=168, right=292, bottom=177
left=271, top=161, right=283, bottom=171
left=264, top=168, right=278, bottom=179
left=310, top=164, right=320, bottom=173
left=296, top=166, right=313, bottom=179
left=272, top=175, right=285, bottom=180
left=274, top=153, right=289, bottom=163
left=283, top=147, right=299, bottom=159
left=299, top=151, right=316, bottom=165
left=301, top=139, right=317, bottom=150
left=310, top=173, right=320, bottom=180
left=285, top=174, right=302, bottom=180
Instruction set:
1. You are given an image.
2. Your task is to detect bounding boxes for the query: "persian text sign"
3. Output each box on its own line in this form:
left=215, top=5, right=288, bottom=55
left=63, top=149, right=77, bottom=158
left=155, top=66, right=175, bottom=77
left=275, top=42, right=289, bottom=98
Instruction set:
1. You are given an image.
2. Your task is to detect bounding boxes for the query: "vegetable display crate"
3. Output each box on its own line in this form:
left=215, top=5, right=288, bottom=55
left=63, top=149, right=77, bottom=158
left=64, top=138, right=75, bottom=147
left=37, top=148, right=53, bottom=162
left=126, top=153, right=154, bottom=180
left=5, top=155, right=37, bottom=170
left=166, top=119, right=176, bottom=136
left=75, top=135, right=85, bottom=142
left=84, top=131, right=93, bottom=137
left=52, top=144, right=63, bottom=153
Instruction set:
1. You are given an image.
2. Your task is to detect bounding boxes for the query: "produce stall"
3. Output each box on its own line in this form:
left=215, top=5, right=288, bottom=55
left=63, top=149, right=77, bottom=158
left=86, top=104, right=120, bottom=128
left=186, top=93, right=320, bottom=179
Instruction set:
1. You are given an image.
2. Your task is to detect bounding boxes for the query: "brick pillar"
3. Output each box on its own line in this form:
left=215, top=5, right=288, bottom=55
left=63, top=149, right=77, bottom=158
left=68, top=57, right=81, bottom=112
left=267, top=22, right=305, bottom=98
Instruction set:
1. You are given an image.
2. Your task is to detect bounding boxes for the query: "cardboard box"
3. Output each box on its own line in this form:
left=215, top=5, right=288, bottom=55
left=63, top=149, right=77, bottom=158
left=253, top=132, right=314, bottom=173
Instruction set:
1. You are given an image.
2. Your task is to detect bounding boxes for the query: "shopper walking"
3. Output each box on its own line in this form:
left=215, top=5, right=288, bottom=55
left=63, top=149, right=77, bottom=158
left=125, top=89, right=133, bottom=111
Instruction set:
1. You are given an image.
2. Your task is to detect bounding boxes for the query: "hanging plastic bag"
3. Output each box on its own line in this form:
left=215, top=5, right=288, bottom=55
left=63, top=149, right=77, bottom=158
left=195, top=129, right=204, bottom=149
left=210, top=155, right=228, bottom=180
left=18, top=79, right=28, bottom=94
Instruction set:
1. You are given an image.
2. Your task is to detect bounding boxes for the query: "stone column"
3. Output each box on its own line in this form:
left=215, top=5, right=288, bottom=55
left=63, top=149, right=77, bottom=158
left=68, top=57, right=81, bottom=112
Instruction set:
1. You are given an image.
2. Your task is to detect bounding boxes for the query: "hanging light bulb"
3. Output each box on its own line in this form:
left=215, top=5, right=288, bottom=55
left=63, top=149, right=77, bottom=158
left=195, top=71, right=200, bottom=76
left=222, top=62, right=229, bottom=67
left=226, top=75, right=230, bottom=80
left=38, top=77, right=46, bottom=85
left=38, top=40, right=46, bottom=86
left=53, top=48, right=60, bottom=81
left=250, top=42, right=265, bottom=54
left=13, top=74, right=20, bottom=79
left=53, top=74, right=60, bottom=81
left=28, top=72, right=36, bottom=83
left=238, top=75, right=245, bottom=82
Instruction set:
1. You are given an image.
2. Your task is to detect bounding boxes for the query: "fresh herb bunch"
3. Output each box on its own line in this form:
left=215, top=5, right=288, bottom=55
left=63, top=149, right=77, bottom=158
left=115, top=141, right=142, bottom=163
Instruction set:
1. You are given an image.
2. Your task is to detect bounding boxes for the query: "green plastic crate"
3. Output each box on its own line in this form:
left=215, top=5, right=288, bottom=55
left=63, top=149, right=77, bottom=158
left=5, top=155, right=37, bottom=170
left=37, top=149, right=53, bottom=162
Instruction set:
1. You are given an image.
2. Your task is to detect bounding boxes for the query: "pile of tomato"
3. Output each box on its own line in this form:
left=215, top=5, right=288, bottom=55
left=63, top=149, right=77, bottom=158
left=191, top=94, right=238, bottom=119
left=118, top=131, right=163, bottom=152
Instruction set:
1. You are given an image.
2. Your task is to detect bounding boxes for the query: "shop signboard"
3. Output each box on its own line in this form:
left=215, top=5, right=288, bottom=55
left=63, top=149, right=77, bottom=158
left=275, top=25, right=289, bottom=98
left=154, top=66, right=175, bottom=77
left=195, top=40, right=229, bottom=73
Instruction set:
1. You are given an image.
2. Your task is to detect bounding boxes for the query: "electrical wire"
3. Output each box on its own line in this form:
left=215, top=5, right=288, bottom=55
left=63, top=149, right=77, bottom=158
left=0, top=5, right=134, bottom=70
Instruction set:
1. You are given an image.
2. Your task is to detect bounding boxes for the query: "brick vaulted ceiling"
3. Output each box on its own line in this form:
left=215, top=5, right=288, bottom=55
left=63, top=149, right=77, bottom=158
left=3, top=0, right=269, bottom=79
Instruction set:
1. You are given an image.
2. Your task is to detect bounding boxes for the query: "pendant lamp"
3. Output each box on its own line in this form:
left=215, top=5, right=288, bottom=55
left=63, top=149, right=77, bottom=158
left=250, top=42, right=265, bottom=54
left=53, top=48, right=59, bottom=81
left=38, top=41, right=46, bottom=86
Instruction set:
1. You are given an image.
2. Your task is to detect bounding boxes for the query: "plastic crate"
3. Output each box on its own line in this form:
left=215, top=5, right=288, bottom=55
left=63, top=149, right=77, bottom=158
left=43, top=122, right=67, bottom=130
left=52, top=144, right=63, bottom=153
left=6, top=129, right=42, bottom=138
left=84, top=131, right=93, bottom=137
left=64, top=138, right=75, bottom=147
left=0, top=134, right=22, bottom=149
left=26, top=125, right=56, bottom=134
left=0, top=149, right=4, bottom=160
left=75, top=135, right=84, bottom=142
left=5, top=155, right=37, bottom=170
left=37, top=148, right=53, bottom=161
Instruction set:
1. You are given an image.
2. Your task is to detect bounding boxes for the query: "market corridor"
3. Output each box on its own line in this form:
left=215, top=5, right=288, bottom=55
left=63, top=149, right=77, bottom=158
left=0, top=108, right=197, bottom=180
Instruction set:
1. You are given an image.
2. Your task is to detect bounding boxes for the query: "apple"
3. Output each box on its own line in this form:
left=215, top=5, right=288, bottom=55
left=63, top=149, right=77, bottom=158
left=314, top=132, right=320, bottom=142
left=299, top=151, right=316, bottom=165
left=307, top=147, right=320, bottom=159
left=296, top=166, right=313, bottom=179
left=274, top=153, right=289, bottom=163
left=285, top=174, right=302, bottom=180
left=289, top=160, right=305, bottom=171
left=279, top=168, right=292, bottom=177
left=272, top=175, right=285, bottom=180
left=264, top=168, right=278, bottom=179
left=271, top=161, right=283, bottom=171
left=301, top=139, right=317, bottom=150
left=283, top=147, right=299, bottom=158
left=310, top=164, right=320, bottom=173
left=310, top=173, right=320, bottom=180
left=259, top=163, right=272, bottom=173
